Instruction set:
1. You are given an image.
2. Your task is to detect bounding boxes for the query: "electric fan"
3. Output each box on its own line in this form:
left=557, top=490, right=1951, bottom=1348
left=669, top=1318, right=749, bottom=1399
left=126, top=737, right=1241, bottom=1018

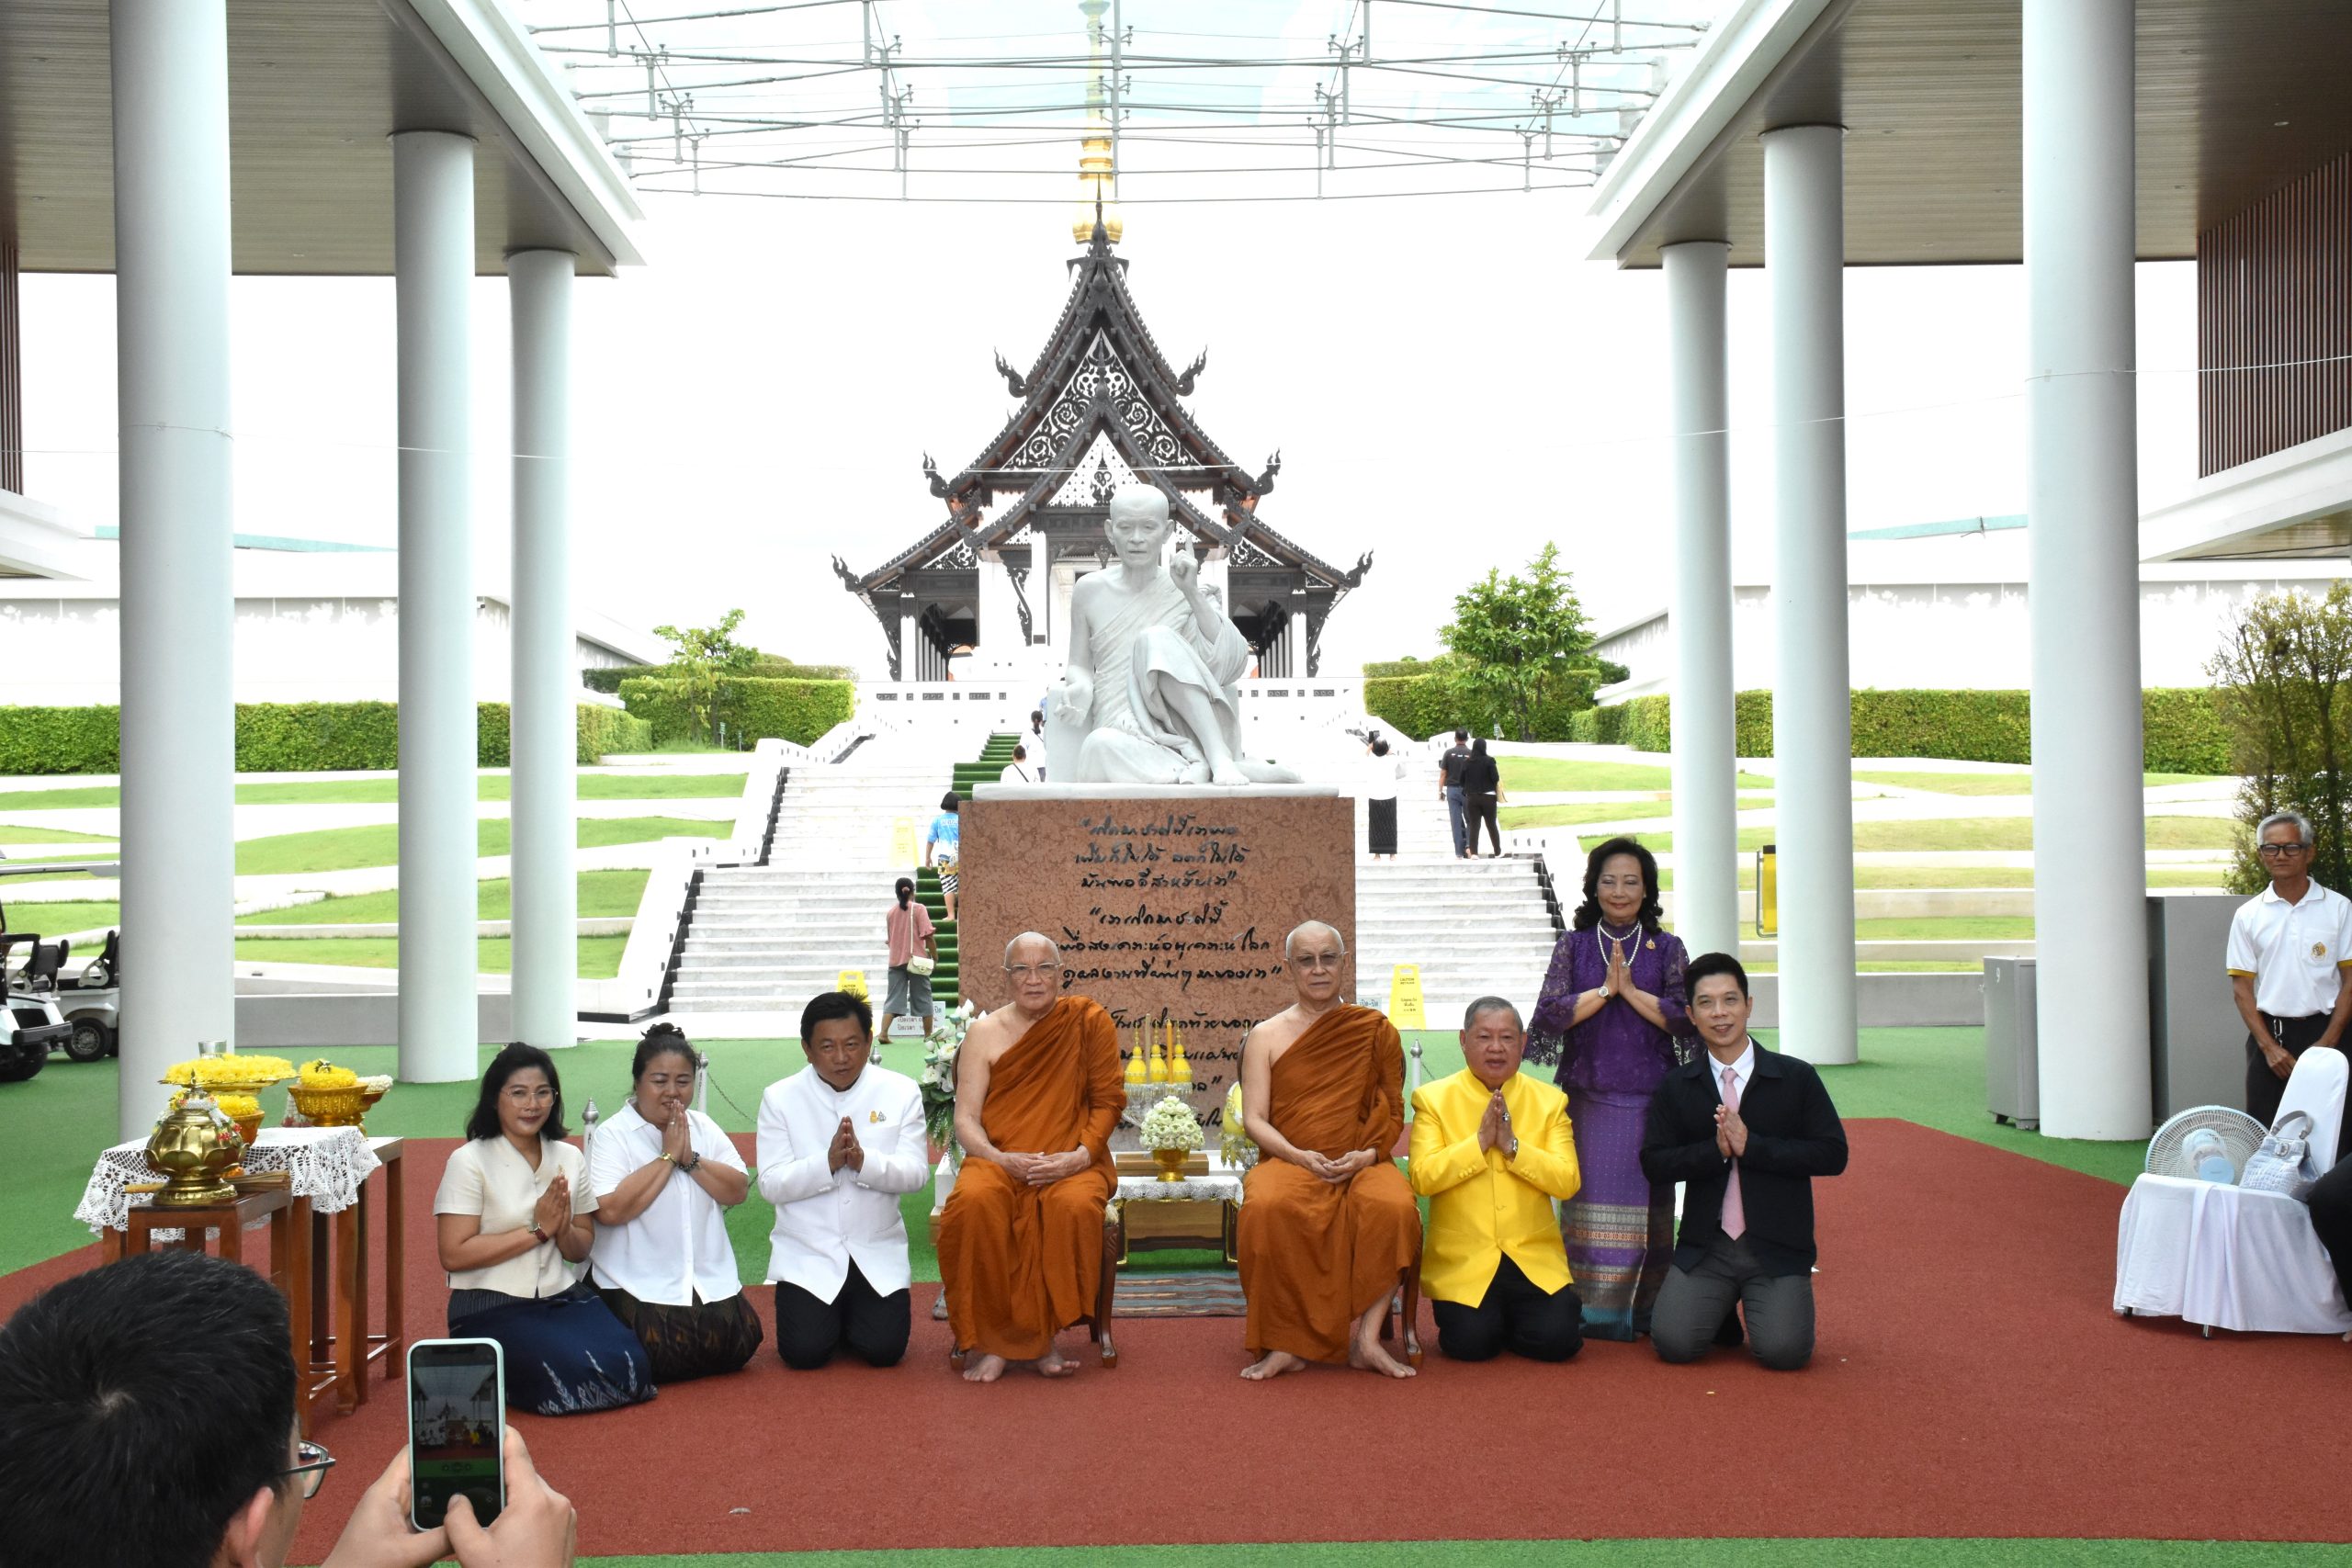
left=2144, top=1104, right=2268, bottom=1181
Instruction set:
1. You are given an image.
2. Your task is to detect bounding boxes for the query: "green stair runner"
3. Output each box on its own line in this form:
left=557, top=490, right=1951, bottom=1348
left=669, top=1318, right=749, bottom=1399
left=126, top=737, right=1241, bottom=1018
left=925, top=733, right=1020, bottom=998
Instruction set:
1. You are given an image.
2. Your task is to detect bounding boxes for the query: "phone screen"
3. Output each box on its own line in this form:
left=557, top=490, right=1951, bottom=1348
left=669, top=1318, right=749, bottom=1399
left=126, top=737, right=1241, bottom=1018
left=408, top=1338, right=505, bottom=1530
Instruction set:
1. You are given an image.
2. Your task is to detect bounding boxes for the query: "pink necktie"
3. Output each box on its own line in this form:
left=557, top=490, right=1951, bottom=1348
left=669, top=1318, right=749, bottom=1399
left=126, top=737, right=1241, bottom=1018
left=1720, top=1066, right=1746, bottom=1240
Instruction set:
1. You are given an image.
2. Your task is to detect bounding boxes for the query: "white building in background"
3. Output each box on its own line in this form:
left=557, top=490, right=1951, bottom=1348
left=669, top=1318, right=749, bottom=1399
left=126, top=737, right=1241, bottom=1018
left=0, top=502, right=660, bottom=706
left=1591, top=514, right=2343, bottom=699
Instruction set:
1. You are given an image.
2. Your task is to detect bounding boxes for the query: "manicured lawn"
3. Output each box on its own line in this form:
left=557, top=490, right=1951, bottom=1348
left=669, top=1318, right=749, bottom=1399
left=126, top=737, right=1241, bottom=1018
left=232, top=934, right=628, bottom=977
left=233, top=816, right=723, bottom=875
left=1497, top=757, right=1773, bottom=792
left=1853, top=917, right=2034, bottom=941
left=235, top=869, right=651, bottom=926
left=1521, top=817, right=2238, bottom=853
left=0, top=823, right=115, bottom=844
left=1850, top=769, right=2230, bottom=796
left=0, top=900, right=119, bottom=934
left=0, top=773, right=747, bottom=810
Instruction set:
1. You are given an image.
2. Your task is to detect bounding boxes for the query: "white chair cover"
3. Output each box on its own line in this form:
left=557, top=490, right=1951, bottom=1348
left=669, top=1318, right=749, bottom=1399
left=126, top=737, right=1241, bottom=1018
left=2114, top=1047, right=2352, bottom=1334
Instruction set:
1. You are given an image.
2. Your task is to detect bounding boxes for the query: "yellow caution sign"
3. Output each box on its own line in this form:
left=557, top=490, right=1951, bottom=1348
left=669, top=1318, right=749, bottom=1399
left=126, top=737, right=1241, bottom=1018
left=836, top=969, right=869, bottom=1001
left=888, top=818, right=918, bottom=868
left=1386, top=964, right=1427, bottom=1031
left=1756, top=844, right=1778, bottom=937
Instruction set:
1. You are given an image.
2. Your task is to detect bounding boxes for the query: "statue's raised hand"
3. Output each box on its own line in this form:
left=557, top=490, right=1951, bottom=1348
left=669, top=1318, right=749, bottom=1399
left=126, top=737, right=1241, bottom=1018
left=1168, top=550, right=1198, bottom=593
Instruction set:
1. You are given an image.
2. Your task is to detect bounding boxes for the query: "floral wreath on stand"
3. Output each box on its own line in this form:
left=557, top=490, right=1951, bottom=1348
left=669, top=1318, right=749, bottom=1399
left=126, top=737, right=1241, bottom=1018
left=919, top=998, right=980, bottom=1167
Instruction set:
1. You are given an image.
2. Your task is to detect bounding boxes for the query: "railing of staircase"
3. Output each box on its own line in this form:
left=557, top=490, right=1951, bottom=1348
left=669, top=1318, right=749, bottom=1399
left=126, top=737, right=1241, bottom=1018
left=759, top=768, right=790, bottom=865
left=654, top=867, right=705, bottom=1015
left=1529, top=851, right=1568, bottom=938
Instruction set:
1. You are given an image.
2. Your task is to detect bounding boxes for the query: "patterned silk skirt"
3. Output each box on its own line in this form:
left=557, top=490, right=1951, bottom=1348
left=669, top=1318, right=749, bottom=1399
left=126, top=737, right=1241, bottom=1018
left=1558, top=1087, right=1675, bottom=1341
left=597, top=1285, right=764, bottom=1384
left=447, top=1281, right=655, bottom=1416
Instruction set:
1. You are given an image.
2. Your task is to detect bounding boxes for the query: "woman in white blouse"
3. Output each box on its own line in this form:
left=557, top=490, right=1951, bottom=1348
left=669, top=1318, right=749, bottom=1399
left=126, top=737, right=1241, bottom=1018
left=587, top=1025, right=763, bottom=1382
left=434, top=1044, right=652, bottom=1415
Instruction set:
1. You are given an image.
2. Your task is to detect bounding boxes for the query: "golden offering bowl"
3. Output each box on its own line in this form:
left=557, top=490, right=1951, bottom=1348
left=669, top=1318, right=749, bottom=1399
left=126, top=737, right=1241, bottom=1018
left=145, top=1090, right=242, bottom=1207
left=1150, top=1146, right=1190, bottom=1183
left=288, top=1084, right=367, bottom=1128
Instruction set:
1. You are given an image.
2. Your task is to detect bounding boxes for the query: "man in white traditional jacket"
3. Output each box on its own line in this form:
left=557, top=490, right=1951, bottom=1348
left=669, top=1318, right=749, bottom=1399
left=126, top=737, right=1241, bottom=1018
left=756, top=990, right=931, bottom=1369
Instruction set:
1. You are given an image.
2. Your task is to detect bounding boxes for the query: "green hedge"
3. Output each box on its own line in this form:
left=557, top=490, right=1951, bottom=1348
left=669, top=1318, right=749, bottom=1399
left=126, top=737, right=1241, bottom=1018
left=1572, top=687, right=2230, bottom=770
left=1363, top=674, right=1457, bottom=741
left=0, top=702, right=655, bottom=773
left=617, top=676, right=854, bottom=748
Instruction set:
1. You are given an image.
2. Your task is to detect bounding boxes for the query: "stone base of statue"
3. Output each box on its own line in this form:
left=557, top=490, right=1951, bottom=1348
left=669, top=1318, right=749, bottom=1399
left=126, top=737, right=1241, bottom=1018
left=958, top=784, right=1355, bottom=1146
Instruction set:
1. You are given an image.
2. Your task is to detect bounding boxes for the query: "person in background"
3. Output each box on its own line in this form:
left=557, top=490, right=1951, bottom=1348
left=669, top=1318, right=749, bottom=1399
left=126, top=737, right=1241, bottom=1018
left=1439, top=728, right=1475, bottom=860
left=1523, top=835, right=1689, bottom=1342
left=1001, top=743, right=1035, bottom=784
left=925, top=791, right=963, bottom=924
left=1027, top=707, right=1050, bottom=780
left=1363, top=733, right=1405, bottom=862
left=0, top=1250, right=579, bottom=1568
left=1409, top=998, right=1585, bottom=1363
left=1642, top=953, right=1848, bottom=1371
left=758, top=991, right=931, bottom=1370
left=435, top=1044, right=652, bottom=1416
left=878, top=875, right=939, bottom=1044
left=587, top=1024, right=763, bottom=1383
left=1459, top=738, right=1505, bottom=857
left=2226, top=808, right=2352, bottom=1135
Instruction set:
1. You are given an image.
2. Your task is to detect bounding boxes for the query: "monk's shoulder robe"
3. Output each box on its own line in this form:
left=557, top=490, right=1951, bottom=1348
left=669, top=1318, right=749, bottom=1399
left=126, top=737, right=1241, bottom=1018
left=1238, top=1004, right=1421, bottom=1363
left=939, top=996, right=1124, bottom=1359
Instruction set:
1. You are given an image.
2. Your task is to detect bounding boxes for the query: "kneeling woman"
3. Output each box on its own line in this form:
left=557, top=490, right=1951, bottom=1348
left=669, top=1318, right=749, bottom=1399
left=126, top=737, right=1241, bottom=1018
left=587, top=1025, right=764, bottom=1382
left=435, top=1044, right=654, bottom=1415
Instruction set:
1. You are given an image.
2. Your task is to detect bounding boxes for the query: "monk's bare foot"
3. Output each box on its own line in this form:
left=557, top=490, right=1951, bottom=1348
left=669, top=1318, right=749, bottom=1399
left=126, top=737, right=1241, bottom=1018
left=1239, top=1351, right=1308, bottom=1381
left=1034, top=1348, right=1078, bottom=1378
left=1348, top=1337, right=1417, bottom=1379
left=962, top=1353, right=1008, bottom=1383
left=1211, top=762, right=1250, bottom=787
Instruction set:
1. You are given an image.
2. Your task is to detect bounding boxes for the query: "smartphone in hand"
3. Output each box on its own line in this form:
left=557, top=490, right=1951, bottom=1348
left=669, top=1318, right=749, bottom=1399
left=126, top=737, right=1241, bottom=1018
left=407, top=1338, right=506, bottom=1530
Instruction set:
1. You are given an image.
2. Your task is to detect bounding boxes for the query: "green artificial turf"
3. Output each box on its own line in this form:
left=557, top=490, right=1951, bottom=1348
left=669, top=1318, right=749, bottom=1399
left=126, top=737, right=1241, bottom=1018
left=236, top=870, right=651, bottom=927
left=234, top=817, right=722, bottom=876
left=230, top=935, right=628, bottom=977
left=570, top=1542, right=2352, bottom=1567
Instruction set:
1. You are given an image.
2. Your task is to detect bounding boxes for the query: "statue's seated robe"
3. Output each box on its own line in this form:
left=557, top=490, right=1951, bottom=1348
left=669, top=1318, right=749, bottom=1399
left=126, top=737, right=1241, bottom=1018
left=1238, top=1005, right=1421, bottom=1362
left=938, top=997, right=1123, bottom=1360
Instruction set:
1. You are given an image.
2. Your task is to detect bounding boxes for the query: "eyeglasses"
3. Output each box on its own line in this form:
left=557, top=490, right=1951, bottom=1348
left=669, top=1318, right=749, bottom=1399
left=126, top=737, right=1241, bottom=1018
left=1005, top=964, right=1063, bottom=979
left=2257, top=842, right=2312, bottom=858
left=1292, top=953, right=1345, bottom=971
left=281, top=1439, right=335, bottom=1500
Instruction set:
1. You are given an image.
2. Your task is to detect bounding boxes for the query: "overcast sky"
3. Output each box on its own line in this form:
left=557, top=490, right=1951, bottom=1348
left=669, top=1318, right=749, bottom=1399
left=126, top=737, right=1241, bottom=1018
left=15, top=2, right=2204, bottom=680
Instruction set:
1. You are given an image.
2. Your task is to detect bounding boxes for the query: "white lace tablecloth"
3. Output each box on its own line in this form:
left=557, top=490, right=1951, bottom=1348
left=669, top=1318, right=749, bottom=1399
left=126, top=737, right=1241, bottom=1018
left=1114, top=1171, right=1244, bottom=1207
left=75, top=1127, right=383, bottom=1236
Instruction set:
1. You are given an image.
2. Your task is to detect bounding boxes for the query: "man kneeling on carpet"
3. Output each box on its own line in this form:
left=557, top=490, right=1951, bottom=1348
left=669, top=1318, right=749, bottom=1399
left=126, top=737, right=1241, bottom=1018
left=588, top=1023, right=764, bottom=1382
left=1409, top=996, right=1586, bottom=1363
left=0, top=1250, right=578, bottom=1568
left=1640, top=953, right=1848, bottom=1371
left=757, top=989, right=930, bottom=1370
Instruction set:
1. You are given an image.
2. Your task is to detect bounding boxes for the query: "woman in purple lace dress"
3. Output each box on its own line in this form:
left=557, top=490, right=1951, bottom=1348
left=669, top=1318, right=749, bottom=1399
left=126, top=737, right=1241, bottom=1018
left=1524, top=836, right=1690, bottom=1340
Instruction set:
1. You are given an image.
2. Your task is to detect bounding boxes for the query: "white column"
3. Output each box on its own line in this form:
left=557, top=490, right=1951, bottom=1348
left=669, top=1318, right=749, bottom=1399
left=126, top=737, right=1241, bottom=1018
left=508, top=250, right=575, bottom=1052
left=2026, top=0, right=2150, bottom=1139
left=1663, top=241, right=1739, bottom=959
left=110, top=0, right=235, bottom=1140
left=976, top=552, right=1018, bottom=671
left=394, top=130, right=478, bottom=1082
left=1762, top=124, right=1857, bottom=1065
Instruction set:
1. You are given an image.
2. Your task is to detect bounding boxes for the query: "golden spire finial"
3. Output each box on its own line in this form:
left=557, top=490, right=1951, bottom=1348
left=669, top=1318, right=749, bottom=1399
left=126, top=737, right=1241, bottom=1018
left=1071, top=0, right=1123, bottom=244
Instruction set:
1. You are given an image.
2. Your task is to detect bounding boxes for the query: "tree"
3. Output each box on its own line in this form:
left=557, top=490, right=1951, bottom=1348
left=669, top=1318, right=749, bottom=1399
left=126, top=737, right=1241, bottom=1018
left=651, top=608, right=756, bottom=744
left=2209, top=584, right=2352, bottom=894
left=1437, top=543, right=1597, bottom=741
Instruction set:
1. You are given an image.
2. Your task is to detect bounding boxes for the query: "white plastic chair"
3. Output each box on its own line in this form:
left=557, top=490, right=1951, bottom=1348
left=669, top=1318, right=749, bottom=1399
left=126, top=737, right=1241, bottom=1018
left=2114, top=1046, right=2352, bottom=1336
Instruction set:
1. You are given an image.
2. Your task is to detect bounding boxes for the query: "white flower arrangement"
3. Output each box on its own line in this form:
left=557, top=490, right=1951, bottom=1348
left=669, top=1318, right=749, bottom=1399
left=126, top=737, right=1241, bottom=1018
left=1139, top=1094, right=1203, bottom=1154
left=919, top=999, right=981, bottom=1155
left=1219, top=1081, right=1260, bottom=1170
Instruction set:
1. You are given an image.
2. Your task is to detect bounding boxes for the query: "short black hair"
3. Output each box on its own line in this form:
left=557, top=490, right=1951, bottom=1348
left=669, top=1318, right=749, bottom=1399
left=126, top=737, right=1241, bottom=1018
left=801, top=990, right=873, bottom=1043
left=633, top=1022, right=697, bottom=1082
left=1453, top=728, right=1467, bottom=741
left=1012, top=743, right=1027, bottom=759
left=1684, top=950, right=1751, bottom=1003
left=0, top=1251, right=295, bottom=1568
left=939, top=791, right=961, bottom=812
left=1371, top=737, right=1390, bottom=757
left=1573, top=836, right=1665, bottom=932
left=466, top=1042, right=571, bottom=1143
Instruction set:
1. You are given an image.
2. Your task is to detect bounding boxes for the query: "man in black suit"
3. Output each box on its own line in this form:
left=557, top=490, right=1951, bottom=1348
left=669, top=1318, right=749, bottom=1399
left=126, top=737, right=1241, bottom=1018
left=1640, top=951, right=1848, bottom=1370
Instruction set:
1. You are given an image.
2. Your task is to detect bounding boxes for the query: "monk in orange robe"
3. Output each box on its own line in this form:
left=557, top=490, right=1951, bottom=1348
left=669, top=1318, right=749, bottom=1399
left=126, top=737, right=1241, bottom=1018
left=1236, top=919, right=1421, bottom=1379
left=938, top=931, right=1124, bottom=1382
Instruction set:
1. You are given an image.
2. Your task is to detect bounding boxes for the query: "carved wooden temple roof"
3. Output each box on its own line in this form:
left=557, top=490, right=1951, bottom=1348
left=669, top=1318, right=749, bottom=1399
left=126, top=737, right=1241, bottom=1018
left=834, top=222, right=1372, bottom=604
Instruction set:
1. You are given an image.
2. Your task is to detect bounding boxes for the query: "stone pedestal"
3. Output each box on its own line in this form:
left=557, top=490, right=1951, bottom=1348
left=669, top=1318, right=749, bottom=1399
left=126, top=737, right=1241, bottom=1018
left=959, top=785, right=1354, bottom=1138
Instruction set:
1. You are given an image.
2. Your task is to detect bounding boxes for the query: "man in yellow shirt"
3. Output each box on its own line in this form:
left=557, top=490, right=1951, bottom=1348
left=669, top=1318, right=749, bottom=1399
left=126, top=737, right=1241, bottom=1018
left=1408, top=996, right=1585, bottom=1361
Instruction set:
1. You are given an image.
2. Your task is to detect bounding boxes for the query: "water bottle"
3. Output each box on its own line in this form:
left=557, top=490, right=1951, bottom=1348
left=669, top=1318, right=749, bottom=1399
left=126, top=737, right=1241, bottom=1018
left=2183, top=1127, right=2234, bottom=1184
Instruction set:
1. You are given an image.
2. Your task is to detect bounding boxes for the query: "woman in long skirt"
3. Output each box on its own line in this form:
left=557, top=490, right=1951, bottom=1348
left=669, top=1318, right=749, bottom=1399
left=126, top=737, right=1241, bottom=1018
left=1523, top=836, right=1690, bottom=1341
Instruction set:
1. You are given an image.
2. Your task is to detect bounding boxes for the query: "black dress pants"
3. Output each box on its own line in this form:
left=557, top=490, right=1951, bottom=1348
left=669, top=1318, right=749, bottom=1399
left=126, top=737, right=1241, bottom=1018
left=1431, top=1254, right=1583, bottom=1362
left=1468, top=793, right=1502, bottom=856
left=775, top=1261, right=910, bottom=1371
left=2309, top=1156, right=2352, bottom=1309
left=2246, top=1012, right=2332, bottom=1129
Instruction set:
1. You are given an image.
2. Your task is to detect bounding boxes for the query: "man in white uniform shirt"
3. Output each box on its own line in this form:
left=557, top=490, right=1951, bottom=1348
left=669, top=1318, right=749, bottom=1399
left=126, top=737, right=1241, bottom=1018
left=757, top=990, right=931, bottom=1369
left=2226, top=809, right=2352, bottom=1133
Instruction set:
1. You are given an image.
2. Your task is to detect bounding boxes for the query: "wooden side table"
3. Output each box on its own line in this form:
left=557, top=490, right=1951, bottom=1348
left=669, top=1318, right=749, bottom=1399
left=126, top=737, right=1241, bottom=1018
left=122, top=1184, right=311, bottom=1410
left=307, top=1136, right=406, bottom=1414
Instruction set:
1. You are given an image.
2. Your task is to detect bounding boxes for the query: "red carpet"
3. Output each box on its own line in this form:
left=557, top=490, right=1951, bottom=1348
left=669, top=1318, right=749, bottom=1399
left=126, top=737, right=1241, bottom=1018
left=12, top=1122, right=2352, bottom=1557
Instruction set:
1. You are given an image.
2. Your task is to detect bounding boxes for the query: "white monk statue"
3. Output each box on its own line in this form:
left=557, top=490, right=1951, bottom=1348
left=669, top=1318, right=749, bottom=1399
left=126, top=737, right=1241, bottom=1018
left=1045, top=487, right=1300, bottom=786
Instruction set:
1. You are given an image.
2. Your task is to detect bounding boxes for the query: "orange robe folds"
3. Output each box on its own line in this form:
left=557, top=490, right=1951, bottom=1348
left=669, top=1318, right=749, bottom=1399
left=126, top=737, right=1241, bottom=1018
left=1238, top=1004, right=1421, bottom=1362
left=938, top=997, right=1123, bottom=1360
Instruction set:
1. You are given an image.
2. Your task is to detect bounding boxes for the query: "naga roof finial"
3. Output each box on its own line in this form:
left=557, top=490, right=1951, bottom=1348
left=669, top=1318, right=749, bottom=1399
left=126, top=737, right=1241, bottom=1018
left=922, top=453, right=951, bottom=500
left=992, top=351, right=1027, bottom=398
left=1174, top=349, right=1207, bottom=397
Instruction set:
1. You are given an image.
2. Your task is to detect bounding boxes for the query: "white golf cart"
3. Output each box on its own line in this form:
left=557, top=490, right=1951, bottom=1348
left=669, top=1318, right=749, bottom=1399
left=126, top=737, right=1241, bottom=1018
left=0, top=861, right=122, bottom=1070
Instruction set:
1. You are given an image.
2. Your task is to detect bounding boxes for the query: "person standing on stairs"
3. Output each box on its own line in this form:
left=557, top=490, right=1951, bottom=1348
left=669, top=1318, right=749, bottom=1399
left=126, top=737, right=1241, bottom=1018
left=880, top=876, right=940, bottom=1044
left=925, top=791, right=962, bottom=924
left=1001, top=744, right=1035, bottom=784
left=1440, top=728, right=1474, bottom=860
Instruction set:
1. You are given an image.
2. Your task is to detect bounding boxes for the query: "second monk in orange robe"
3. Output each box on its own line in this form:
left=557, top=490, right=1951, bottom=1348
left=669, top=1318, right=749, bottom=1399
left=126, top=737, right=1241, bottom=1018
left=1236, top=919, right=1421, bottom=1379
left=938, top=932, right=1123, bottom=1382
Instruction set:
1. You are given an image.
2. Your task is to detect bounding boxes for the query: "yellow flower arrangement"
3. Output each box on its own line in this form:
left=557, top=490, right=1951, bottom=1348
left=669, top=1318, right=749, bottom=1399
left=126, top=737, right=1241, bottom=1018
left=164, top=1054, right=297, bottom=1088
left=169, top=1090, right=260, bottom=1120
left=298, top=1058, right=360, bottom=1088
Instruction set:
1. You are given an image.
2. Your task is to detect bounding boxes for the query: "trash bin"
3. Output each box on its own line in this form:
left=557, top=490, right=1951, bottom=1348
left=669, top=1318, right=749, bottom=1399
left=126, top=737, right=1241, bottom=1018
left=1984, top=956, right=2038, bottom=1131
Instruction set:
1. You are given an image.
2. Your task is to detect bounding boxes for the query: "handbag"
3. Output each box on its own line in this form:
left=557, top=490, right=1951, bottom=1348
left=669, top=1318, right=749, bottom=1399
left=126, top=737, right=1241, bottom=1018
left=2237, top=1109, right=2318, bottom=1200
left=906, top=955, right=936, bottom=978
